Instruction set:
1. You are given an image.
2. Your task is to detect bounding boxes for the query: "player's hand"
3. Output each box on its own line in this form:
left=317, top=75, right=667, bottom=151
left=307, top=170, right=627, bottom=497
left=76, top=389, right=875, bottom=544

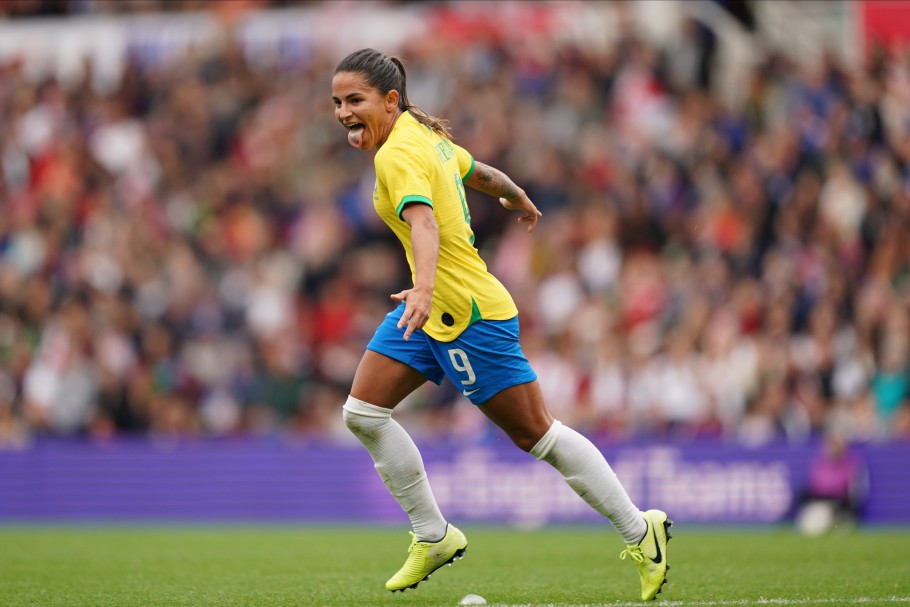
left=500, top=194, right=542, bottom=233
left=391, top=286, right=433, bottom=341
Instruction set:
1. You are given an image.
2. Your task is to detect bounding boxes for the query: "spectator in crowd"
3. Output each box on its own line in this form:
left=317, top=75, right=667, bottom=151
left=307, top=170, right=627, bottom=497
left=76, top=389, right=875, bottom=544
left=0, top=2, right=908, bottom=448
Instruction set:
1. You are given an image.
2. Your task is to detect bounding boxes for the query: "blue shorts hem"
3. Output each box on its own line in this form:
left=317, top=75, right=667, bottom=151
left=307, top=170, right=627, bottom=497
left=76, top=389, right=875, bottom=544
left=365, top=344, right=445, bottom=385
left=468, top=372, right=538, bottom=405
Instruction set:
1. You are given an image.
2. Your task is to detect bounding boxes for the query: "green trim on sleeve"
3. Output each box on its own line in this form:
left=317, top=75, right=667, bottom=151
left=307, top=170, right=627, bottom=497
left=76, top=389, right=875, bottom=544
left=396, top=195, right=433, bottom=219
left=462, top=157, right=476, bottom=182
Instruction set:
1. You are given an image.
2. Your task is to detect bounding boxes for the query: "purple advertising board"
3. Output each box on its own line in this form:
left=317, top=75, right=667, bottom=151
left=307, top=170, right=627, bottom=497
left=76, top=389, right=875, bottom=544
left=0, top=438, right=907, bottom=525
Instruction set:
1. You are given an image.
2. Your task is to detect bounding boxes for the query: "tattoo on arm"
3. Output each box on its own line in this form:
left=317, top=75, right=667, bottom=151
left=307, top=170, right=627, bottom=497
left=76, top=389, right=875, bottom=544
left=471, top=163, right=521, bottom=202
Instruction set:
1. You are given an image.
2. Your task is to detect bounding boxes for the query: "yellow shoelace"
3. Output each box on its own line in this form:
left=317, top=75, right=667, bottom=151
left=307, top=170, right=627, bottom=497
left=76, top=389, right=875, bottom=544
left=620, top=545, right=644, bottom=563
left=403, top=532, right=430, bottom=575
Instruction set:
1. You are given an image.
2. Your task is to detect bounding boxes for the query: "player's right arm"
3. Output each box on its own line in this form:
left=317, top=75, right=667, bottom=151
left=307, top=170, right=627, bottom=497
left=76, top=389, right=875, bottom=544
left=463, top=160, right=542, bottom=233
left=391, top=202, right=438, bottom=341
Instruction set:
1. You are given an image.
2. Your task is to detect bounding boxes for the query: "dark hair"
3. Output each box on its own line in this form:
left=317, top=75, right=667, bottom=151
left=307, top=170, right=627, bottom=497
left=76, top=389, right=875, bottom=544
left=335, top=48, right=452, bottom=139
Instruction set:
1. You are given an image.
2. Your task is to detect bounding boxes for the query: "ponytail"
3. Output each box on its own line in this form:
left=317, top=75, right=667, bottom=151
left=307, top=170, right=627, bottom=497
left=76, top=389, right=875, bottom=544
left=388, top=57, right=453, bottom=140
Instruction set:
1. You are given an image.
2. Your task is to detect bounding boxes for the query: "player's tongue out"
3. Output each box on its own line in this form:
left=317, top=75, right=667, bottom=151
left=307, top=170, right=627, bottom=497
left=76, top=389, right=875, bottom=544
left=348, top=125, right=364, bottom=147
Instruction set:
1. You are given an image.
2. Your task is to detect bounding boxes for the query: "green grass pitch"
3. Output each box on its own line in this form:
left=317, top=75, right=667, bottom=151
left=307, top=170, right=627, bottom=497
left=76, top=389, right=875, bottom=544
left=1, top=525, right=908, bottom=607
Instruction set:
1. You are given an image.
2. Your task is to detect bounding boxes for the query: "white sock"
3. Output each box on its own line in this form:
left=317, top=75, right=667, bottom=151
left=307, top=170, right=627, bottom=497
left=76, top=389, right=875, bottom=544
left=342, top=396, right=447, bottom=542
left=531, top=420, right=647, bottom=544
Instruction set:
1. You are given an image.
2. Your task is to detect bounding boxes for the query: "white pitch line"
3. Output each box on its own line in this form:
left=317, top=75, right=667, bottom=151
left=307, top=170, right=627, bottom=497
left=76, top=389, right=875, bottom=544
left=483, top=597, right=910, bottom=607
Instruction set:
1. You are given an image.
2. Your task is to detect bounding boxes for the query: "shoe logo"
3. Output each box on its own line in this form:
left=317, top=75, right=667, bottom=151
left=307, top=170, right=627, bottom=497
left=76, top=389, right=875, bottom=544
left=462, top=388, right=479, bottom=397
left=650, top=525, right=663, bottom=564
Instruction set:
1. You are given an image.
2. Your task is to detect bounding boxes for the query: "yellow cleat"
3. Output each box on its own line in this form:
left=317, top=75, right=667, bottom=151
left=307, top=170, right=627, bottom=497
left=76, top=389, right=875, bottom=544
left=620, top=509, right=673, bottom=601
left=385, top=524, right=467, bottom=592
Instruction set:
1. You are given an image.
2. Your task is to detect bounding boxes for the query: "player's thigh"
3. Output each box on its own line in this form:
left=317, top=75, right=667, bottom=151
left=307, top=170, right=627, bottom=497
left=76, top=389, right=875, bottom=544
left=350, top=349, right=428, bottom=408
left=351, top=303, right=445, bottom=408
left=479, top=379, right=554, bottom=452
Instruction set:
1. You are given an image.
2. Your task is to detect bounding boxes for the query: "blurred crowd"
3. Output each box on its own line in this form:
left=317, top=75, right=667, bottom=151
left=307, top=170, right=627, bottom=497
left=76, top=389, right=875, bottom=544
left=1, top=3, right=910, bottom=449
left=0, top=0, right=297, bottom=19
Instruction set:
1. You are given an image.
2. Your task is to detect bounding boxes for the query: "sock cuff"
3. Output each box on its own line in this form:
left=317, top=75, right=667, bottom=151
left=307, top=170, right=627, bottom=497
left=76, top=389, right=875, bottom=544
left=529, top=420, right=563, bottom=460
left=343, top=396, right=393, bottom=419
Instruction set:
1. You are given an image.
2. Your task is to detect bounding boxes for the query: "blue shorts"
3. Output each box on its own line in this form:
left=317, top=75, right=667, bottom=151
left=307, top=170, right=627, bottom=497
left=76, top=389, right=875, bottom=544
left=366, top=302, right=537, bottom=405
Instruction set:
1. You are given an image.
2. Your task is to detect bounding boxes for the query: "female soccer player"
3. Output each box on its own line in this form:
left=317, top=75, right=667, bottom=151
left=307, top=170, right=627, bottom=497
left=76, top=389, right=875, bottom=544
left=332, top=48, right=671, bottom=602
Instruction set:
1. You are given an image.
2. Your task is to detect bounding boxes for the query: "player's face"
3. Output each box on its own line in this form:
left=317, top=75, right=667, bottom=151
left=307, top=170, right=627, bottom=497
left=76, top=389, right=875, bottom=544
left=332, top=71, right=399, bottom=151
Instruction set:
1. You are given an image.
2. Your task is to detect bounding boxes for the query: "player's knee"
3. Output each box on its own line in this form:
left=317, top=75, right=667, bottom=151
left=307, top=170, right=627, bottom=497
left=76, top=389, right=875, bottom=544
left=514, top=425, right=554, bottom=453
left=341, top=407, right=360, bottom=433
left=503, top=420, right=560, bottom=453
left=342, top=395, right=391, bottom=434
left=529, top=420, right=562, bottom=459
left=512, top=434, right=540, bottom=453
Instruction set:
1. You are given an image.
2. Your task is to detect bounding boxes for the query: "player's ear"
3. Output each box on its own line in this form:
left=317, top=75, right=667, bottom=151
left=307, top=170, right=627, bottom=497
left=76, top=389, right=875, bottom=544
left=385, top=89, right=400, bottom=111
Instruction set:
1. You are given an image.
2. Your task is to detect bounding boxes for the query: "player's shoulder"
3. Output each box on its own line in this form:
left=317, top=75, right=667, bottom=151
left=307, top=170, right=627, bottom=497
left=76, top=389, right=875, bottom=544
left=376, top=123, right=433, bottom=166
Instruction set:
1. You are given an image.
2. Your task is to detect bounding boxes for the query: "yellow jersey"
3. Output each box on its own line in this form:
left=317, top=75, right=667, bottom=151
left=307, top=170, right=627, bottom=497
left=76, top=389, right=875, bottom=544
left=373, top=111, right=517, bottom=342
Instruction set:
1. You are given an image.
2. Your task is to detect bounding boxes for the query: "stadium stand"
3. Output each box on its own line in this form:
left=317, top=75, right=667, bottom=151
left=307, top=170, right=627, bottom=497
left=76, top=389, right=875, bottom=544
left=0, top=0, right=908, bottom=451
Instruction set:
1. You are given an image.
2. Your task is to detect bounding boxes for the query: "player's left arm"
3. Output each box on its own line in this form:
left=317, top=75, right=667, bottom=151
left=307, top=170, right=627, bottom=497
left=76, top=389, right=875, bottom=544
left=463, top=160, right=542, bottom=233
